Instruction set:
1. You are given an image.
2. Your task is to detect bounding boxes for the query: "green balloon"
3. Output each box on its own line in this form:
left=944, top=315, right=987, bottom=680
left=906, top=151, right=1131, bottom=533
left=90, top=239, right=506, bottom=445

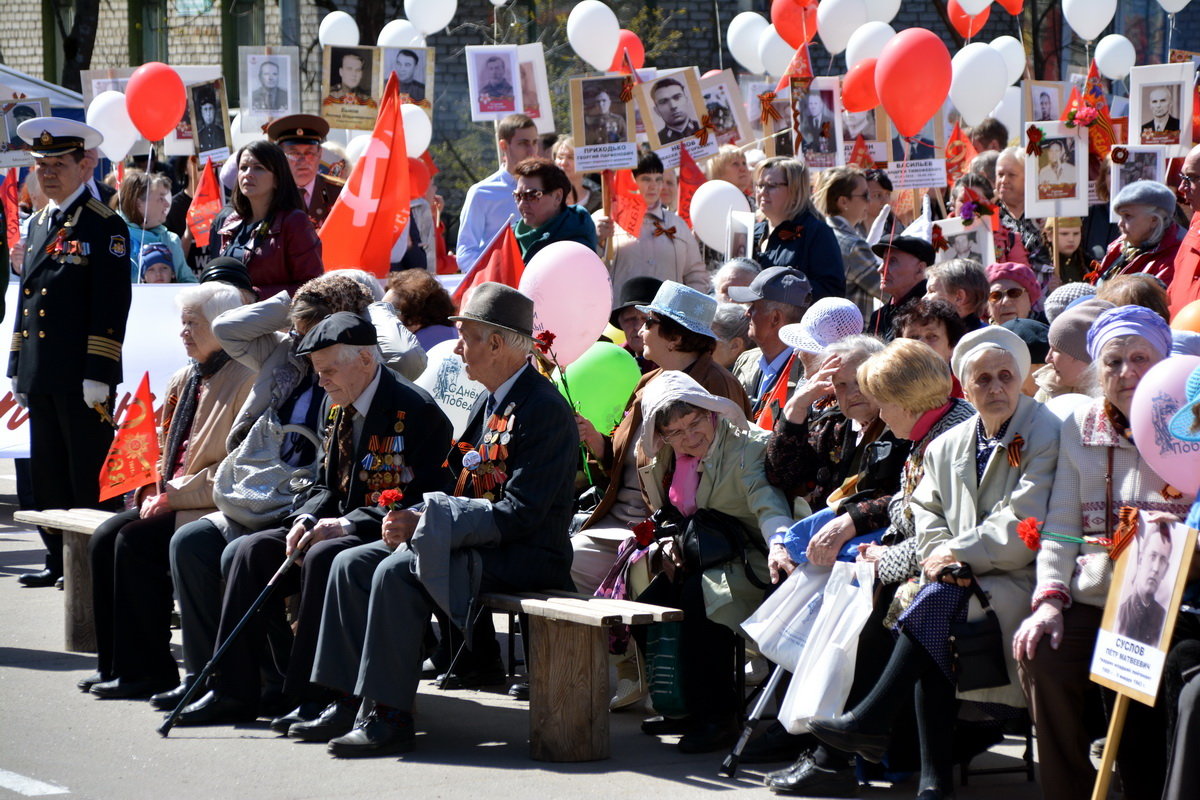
left=555, top=341, right=642, bottom=434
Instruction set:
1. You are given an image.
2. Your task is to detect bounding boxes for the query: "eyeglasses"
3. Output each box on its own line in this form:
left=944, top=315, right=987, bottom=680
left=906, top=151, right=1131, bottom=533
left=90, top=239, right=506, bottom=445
left=1182, top=174, right=1199, bottom=187
left=642, top=316, right=661, bottom=329
left=512, top=189, right=545, bottom=202
left=285, top=149, right=320, bottom=163
left=756, top=181, right=788, bottom=191
left=659, top=413, right=710, bottom=443
left=988, top=287, right=1027, bottom=303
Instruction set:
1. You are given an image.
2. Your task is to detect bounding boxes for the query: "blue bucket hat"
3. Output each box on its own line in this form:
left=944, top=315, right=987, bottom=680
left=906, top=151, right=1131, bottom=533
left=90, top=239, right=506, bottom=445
left=1168, top=364, right=1200, bottom=441
left=636, top=280, right=717, bottom=339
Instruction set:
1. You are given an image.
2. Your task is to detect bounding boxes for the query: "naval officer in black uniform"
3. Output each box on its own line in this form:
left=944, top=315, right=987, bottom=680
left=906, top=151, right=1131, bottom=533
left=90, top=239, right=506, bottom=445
left=12, top=118, right=131, bottom=587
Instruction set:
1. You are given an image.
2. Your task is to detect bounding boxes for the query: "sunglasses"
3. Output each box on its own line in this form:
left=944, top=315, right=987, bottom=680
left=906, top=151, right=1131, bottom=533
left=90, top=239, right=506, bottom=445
left=989, top=287, right=1027, bottom=302
left=512, top=189, right=545, bottom=202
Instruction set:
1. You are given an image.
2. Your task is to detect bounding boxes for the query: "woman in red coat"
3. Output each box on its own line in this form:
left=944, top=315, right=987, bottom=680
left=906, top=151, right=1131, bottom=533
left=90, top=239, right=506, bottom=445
left=1094, top=179, right=1184, bottom=287
left=217, top=140, right=323, bottom=297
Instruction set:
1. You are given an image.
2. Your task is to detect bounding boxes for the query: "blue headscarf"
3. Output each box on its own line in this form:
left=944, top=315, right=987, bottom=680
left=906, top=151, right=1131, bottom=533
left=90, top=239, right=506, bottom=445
left=1086, top=305, right=1173, bottom=361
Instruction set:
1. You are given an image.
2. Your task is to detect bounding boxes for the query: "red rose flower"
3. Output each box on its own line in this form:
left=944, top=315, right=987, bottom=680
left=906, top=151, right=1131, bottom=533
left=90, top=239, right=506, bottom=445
left=534, top=330, right=556, bottom=355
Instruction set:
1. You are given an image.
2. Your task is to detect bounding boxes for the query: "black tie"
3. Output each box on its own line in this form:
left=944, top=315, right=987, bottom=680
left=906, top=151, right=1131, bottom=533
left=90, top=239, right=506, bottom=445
left=485, top=394, right=497, bottom=419
left=334, top=405, right=357, bottom=496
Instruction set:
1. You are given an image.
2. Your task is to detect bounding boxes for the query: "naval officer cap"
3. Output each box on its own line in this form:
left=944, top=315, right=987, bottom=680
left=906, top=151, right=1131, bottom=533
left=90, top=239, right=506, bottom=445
left=17, top=118, right=103, bottom=157
left=296, top=311, right=377, bottom=355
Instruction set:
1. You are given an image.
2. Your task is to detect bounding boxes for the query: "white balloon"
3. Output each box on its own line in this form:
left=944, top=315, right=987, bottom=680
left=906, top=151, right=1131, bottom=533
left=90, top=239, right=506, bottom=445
left=86, top=91, right=138, bottom=162
left=728, top=12, right=769, bottom=74
left=228, top=112, right=262, bottom=151
left=690, top=180, right=753, bottom=252
left=377, top=19, right=422, bottom=47
left=567, top=0, right=620, bottom=72
left=1159, top=0, right=1192, bottom=12
left=318, top=11, right=359, bottom=46
left=404, top=0, right=456, bottom=35
left=950, top=42, right=1009, bottom=127
left=956, top=0, right=991, bottom=14
left=758, top=24, right=794, bottom=79
left=490, top=0, right=509, bottom=6
left=863, top=0, right=901, bottom=24
left=817, top=0, right=869, bottom=56
left=414, top=339, right=483, bottom=440
left=345, top=134, right=371, bottom=166
left=1063, top=0, right=1116, bottom=42
left=1095, top=34, right=1136, bottom=81
left=990, top=35, right=1026, bottom=86
left=400, top=104, right=432, bottom=157
left=219, top=151, right=239, bottom=191
left=845, top=21, right=895, bottom=69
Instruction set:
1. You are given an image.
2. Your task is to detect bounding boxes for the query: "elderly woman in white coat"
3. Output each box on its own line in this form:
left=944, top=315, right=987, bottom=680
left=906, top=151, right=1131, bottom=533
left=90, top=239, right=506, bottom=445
left=635, top=370, right=792, bottom=755
left=803, top=326, right=1060, bottom=800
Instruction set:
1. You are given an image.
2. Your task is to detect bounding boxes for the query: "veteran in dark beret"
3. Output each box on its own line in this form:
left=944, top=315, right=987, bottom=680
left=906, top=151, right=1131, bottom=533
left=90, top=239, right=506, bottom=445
left=11, top=118, right=132, bottom=588
left=172, top=311, right=452, bottom=726
left=298, top=283, right=579, bottom=757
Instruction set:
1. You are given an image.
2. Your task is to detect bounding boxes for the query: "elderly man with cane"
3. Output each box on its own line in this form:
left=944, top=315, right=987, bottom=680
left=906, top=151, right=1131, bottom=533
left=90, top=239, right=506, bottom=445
left=299, top=283, right=579, bottom=757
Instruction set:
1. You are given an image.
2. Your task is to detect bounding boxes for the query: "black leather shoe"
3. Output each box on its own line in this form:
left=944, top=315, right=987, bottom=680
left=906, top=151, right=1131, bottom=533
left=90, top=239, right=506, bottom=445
left=507, top=682, right=529, bottom=701
left=77, top=671, right=106, bottom=693
left=290, top=699, right=360, bottom=742
left=328, top=716, right=415, bottom=758
left=172, top=690, right=257, bottom=726
left=91, top=676, right=177, bottom=700
left=641, top=715, right=693, bottom=736
left=678, top=718, right=739, bottom=754
left=765, top=757, right=859, bottom=796
left=741, top=721, right=813, bottom=764
left=18, top=569, right=61, bottom=588
left=150, top=676, right=199, bottom=711
left=436, top=658, right=506, bottom=690
left=55, top=576, right=64, bottom=590
left=808, top=714, right=889, bottom=764
left=271, top=700, right=329, bottom=735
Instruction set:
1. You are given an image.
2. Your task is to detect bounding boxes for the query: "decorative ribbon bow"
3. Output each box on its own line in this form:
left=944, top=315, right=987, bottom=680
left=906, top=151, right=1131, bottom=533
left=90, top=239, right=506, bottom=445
left=774, top=221, right=802, bottom=241
left=620, top=76, right=635, bottom=103
left=758, top=92, right=782, bottom=128
left=1109, top=146, right=1129, bottom=165
left=1083, top=259, right=1103, bottom=284
left=652, top=221, right=677, bottom=240
left=1007, top=434, right=1024, bottom=468
left=1109, top=506, right=1140, bottom=561
left=1026, top=125, right=1044, bottom=156
left=696, top=114, right=717, bottom=147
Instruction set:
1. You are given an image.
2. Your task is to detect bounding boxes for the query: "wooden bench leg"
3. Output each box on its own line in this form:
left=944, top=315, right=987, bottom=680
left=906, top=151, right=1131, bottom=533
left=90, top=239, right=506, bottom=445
left=62, top=528, right=96, bottom=653
left=527, top=617, right=609, bottom=762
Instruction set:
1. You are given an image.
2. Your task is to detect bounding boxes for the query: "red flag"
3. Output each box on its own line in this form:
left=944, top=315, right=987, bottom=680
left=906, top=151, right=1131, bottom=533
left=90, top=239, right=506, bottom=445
left=755, top=351, right=798, bottom=430
left=451, top=225, right=525, bottom=306
left=2, top=168, right=18, bottom=251
left=186, top=158, right=222, bottom=250
left=1059, top=85, right=1084, bottom=122
left=1061, top=64, right=1116, bottom=160
left=676, top=144, right=708, bottom=227
left=848, top=135, right=875, bottom=169
left=774, top=45, right=814, bottom=93
left=609, top=169, right=646, bottom=236
left=98, top=372, right=160, bottom=502
left=944, top=121, right=978, bottom=186
left=420, top=150, right=439, bottom=178
left=320, top=72, right=411, bottom=276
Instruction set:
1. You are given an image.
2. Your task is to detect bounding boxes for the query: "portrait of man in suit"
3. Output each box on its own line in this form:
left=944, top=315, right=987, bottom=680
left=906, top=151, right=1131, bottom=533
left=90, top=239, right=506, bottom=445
left=1140, top=85, right=1182, bottom=144
left=1116, top=522, right=1173, bottom=646
left=652, top=77, right=701, bottom=145
left=251, top=59, right=289, bottom=112
left=391, top=49, right=425, bottom=104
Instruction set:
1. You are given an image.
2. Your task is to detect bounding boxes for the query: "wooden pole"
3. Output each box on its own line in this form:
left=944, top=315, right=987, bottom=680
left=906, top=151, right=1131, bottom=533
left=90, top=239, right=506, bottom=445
left=1052, top=215, right=1061, bottom=284
left=601, top=169, right=614, bottom=263
left=1090, top=693, right=1130, bottom=800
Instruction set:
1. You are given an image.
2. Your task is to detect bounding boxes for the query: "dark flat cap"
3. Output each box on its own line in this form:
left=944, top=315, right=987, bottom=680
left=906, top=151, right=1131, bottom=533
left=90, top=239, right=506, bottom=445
left=448, top=282, right=534, bottom=338
left=200, top=257, right=255, bottom=295
left=611, top=276, right=663, bottom=326
left=266, top=114, right=330, bottom=145
left=871, top=235, right=936, bottom=266
left=296, top=311, right=376, bottom=355
left=1002, top=317, right=1050, bottom=365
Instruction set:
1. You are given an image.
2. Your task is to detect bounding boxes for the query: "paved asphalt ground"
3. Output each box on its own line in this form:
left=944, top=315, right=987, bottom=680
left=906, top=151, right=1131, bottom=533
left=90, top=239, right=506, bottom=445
left=0, top=501, right=1045, bottom=800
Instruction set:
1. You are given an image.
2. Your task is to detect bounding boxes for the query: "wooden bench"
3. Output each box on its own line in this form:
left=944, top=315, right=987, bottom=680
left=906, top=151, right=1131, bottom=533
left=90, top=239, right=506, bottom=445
left=481, top=590, right=682, bottom=763
left=14, top=508, right=116, bottom=654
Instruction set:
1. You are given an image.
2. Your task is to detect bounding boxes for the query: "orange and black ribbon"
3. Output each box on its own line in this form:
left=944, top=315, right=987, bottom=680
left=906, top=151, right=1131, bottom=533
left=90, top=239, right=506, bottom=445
left=696, top=114, right=717, bottom=147
left=1007, top=434, right=1024, bottom=468
left=774, top=221, right=803, bottom=241
left=931, top=224, right=949, bottom=253
left=1026, top=124, right=1044, bottom=156
left=620, top=76, right=635, bottom=103
left=1109, top=506, right=1140, bottom=561
left=758, top=92, right=782, bottom=127
left=653, top=220, right=677, bottom=240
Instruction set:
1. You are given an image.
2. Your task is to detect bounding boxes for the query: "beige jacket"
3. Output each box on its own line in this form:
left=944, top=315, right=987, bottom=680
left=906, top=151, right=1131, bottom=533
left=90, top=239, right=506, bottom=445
left=601, top=206, right=710, bottom=295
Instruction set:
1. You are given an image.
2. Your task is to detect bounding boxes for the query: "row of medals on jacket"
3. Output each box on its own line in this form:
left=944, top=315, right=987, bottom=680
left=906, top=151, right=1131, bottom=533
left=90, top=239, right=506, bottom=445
left=461, top=402, right=515, bottom=501
left=360, top=411, right=413, bottom=505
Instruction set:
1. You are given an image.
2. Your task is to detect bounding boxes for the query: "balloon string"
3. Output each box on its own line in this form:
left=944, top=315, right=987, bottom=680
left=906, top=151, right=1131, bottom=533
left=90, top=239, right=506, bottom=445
left=1168, top=13, right=1175, bottom=57
left=713, top=0, right=724, bottom=72
left=138, top=142, right=154, bottom=282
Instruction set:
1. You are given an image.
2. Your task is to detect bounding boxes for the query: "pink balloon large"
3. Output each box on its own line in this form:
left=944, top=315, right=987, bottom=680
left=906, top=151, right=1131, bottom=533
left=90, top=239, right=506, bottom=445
left=1131, top=355, right=1200, bottom=495
left=518, top=241, right=613, bottom=367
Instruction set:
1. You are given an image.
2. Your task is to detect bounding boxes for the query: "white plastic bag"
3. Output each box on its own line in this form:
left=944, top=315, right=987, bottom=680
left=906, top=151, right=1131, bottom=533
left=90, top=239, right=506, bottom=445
left=740, top=564, right=831, bottom=672
left=778, top=561, right=875, bottom=733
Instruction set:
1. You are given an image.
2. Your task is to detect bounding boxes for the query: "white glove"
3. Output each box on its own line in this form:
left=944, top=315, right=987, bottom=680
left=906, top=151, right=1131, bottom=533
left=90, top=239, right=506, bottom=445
left=866, top=204, right=892, bottom=246
left=82, top=379, right=109, bottom=407
left=13, top=392, right=28, bottom=409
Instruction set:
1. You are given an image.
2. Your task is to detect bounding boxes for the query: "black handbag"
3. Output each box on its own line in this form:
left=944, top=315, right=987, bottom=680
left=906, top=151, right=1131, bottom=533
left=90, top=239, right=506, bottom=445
left=948, top=579, right=1011, bottom=692
left=680, top=508, right=770, bottom=589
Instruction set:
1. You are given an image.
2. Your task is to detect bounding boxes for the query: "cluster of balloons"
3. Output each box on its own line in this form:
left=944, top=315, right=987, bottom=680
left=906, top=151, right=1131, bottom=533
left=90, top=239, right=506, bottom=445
left=566, top=1, right=645, bottom=72
left=85, top=62, right=188, bottom=159
left=728, top=0, right=900, bottom=76
left=320, top=2, right=457, bottom=48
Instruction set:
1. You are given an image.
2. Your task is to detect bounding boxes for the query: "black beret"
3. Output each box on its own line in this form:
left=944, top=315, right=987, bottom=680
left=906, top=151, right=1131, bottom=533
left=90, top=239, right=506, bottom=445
left=200, top=257, right=256, bottom=295
left=296, top=311, right=376, bottom=355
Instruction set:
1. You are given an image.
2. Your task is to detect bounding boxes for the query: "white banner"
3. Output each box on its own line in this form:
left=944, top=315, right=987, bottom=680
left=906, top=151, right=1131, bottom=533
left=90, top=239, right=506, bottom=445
left=0, top=282, right=189, bottom=458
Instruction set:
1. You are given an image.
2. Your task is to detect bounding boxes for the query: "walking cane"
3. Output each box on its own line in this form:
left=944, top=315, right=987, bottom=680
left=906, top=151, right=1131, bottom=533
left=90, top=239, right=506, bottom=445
left=720, top=662, right=787, bottom=778
left=158, top=522, right=313, bottom=737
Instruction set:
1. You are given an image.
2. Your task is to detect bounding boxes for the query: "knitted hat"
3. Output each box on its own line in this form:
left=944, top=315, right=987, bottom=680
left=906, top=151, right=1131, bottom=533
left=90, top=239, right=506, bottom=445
left=1048, top=298, right=1115, bottom=363
left=1112, top=180, right=1178, bottom=217
left=986, top=261, right=1043, bottom=305
left=1043, top=282, right=1097, bottom=324
left=779, top=297, right=863, bottom=353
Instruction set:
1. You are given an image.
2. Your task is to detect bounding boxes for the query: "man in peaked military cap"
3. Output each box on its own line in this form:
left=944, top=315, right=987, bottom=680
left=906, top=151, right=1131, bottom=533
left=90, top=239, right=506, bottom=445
left=12, top=118, right=132, bottom=587
left=266, top=114, right=344, bottom=228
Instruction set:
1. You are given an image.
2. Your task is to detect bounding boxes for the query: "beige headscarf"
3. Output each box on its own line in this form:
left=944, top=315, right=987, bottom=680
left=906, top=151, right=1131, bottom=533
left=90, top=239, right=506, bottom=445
left=638, top=370, right=749, bottom=458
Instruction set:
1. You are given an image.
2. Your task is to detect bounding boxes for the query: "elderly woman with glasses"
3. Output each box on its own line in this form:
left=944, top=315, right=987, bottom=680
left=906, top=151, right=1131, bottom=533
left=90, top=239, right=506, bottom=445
left=1014, top=306, right=1194, bottom=800
left=752, top=156, right=846, bottom=302
left=1093, top=180, right=1185, bottom=286
left=986, top=261, right=1042, bottom=326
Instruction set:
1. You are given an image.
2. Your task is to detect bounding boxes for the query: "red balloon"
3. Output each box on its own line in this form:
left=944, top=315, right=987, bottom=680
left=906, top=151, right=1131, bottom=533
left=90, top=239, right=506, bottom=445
left=947, top=0, right=991, bottom=38
left=997, top=0, right=1024, bottom=14
left=842, top=59, right=879, bottom=113
left=408, top=157, right=431, bottom=201
left=124, top=62, right=187, bottom=142
left=609, top=29, right=645, bottom=73
left=875, top=28, right=952, bottom=138
left=772, top=0, right=819, bottom=49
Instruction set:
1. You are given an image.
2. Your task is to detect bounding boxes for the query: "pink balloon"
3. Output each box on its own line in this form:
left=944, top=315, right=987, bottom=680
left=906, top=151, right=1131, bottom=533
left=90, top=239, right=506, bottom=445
left=518, top=242, right=613, bottom=367
left=1131, top=355, right=1200, bottom=495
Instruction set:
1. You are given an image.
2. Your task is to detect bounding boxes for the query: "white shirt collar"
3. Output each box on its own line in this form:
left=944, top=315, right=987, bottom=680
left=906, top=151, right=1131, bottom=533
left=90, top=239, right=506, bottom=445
left=49, top=182, right=89, bottom=214
left=490, top=361, right=529, bottom=411
left=351, top=365, right=383, bottom=418
left=300, top=178, right=317, bottom=201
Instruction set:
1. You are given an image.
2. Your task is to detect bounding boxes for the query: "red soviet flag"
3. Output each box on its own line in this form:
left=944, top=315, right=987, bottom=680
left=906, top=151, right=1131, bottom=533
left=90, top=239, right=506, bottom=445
left=774, top=45, right=813, bottom=93
left=944, top=121, right=978, bottom=186
left=320, top=72, right=411, bottom=276
left=848, top=135, right=875, bottom=169
left=186, top=158, right=222, bottom=249
left=99, top=373, right=160, bottom=502
left=676, top=144, right=708, bottom=227
left=451, top=225, right=525, bottom=306
left=2, top=168, right=18, bottom=250
left=608, top=169, right=646, bottom=236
